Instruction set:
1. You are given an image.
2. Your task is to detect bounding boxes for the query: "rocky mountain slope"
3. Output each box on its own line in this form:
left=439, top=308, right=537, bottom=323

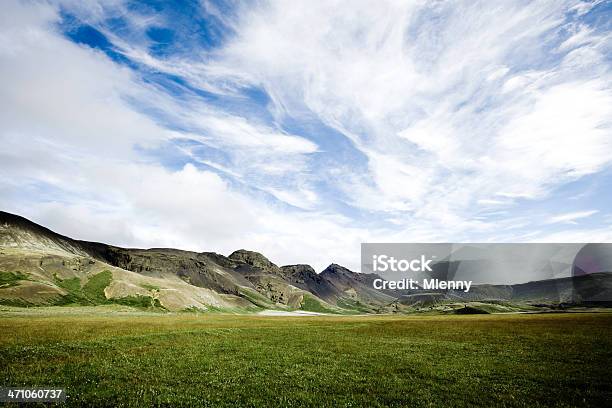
left=1, top=211, right=611, bottom=313
left=0, top=211, right=392, bottom=312
left=454, top=273, right=612, bottom=304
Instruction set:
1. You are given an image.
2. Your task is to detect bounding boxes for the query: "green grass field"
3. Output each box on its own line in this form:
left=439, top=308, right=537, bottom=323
left=1, top=309, right=611, bottom=407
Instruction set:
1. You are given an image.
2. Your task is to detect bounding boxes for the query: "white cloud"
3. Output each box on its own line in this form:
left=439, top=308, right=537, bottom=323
left=202, top=115, right=317, bottom=154
left=0, top=3, right=169, bottom=156
left=569, top=0, right=605, bottom=16
left=0, top=0, right=395, bottom=272
left=529, top=227, right=612, bottom=243
left=547, top=210, right=598, bottom=224
left=1, top=0, right=611, bottom=274
left=197, top=0, right=612, bottom=228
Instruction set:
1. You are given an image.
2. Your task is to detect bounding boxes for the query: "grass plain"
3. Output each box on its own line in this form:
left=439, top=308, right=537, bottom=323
left=1, top=308, right=611, bottom=407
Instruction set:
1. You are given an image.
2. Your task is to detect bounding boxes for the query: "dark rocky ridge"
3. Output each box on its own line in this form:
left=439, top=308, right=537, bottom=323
left=0, top=211, right=390, bottom=311
left=281, top=264, right=342, bottom=301
left=2, top=211, right=611, bottom=311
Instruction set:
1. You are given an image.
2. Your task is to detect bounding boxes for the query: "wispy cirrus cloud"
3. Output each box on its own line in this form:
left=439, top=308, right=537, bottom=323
left=201, top=1, right=612, bottom=219
left=1, top=0, right=611, bottom=272
left=547, top=210, right=599, bottom=224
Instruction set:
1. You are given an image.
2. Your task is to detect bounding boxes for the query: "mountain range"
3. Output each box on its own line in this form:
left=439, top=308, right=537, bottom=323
left=1, top=211, right=610, bottom=313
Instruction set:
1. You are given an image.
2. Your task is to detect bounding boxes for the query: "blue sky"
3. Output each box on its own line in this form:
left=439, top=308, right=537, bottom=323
left=0, top=0, right=611, bottom=271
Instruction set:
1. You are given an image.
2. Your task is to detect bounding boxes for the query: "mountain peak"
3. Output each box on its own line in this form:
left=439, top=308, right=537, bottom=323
left=0, top=211, right=85, bottom=255
left=321, top=263, right=355, bottom=276
left=228, top=249, right=277, bottom=270
left=281, top=264, right=316, bottom=276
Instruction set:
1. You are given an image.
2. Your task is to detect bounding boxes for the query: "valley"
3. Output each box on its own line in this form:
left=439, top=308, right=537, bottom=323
left=1, top=211, right=611, bottom=315
left=0, top=310, right=610, bottom=407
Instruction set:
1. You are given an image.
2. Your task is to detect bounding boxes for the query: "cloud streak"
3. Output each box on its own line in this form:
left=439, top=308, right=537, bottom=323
left=547, top=210, right=599, bottom=224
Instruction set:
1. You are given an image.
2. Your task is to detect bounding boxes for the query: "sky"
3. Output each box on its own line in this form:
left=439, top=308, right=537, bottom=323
left=0, top=0, right=611, bottom=272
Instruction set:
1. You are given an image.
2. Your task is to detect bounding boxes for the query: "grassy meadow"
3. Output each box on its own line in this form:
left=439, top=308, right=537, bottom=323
left=1, top=308, right=611, bottom=407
